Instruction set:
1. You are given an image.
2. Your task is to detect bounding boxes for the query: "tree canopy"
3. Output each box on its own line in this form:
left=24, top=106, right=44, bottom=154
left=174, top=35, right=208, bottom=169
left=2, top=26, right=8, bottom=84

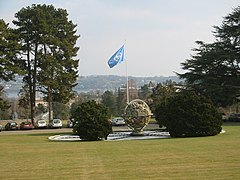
left=12, top=4, right=79, bottom=122
left=0, top=19, right=22, bottom=82
left=150, top=80, right=177, bottom=114
left=102, top=90, right=117, bottom=116
left=0, top=19, right=22, bottom=111
left=178, top=6, right=240, bottom=107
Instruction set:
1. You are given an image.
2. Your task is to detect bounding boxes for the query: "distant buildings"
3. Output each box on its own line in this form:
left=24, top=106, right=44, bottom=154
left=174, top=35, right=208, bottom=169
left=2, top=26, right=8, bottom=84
left=35, top=97, right=48, bottom=107
left=2, top=75, right=180, bottom=98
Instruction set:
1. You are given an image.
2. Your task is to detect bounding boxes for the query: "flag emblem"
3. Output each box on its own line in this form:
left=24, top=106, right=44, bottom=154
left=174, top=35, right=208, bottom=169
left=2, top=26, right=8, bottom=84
left=108, top=45, right=125, bottom=68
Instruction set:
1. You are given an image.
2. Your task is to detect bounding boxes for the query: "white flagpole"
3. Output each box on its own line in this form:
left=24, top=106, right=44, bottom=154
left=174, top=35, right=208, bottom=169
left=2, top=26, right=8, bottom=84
left=124, top=40, right=129, bottom=104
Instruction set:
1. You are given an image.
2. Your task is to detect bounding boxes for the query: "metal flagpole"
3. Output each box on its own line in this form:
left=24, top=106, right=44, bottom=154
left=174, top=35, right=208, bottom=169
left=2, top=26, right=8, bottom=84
left=126, top=60, right=129, bottom=104
left=124, top=40, right=129, bottom=104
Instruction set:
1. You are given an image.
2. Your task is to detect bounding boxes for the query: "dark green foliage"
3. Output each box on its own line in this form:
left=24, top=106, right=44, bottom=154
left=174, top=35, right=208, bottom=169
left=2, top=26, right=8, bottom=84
left=17, top=85, right=30, bottom=116
left=102, top=90, right=117, bottom=116
left=72, top=101, right=112, bottom=141
left=36, top=4, right=79, bottom=104
left=0, top=19, right=13, bottom=112
left=150, top=81, right=177, bottom=127
left=116, top=87, right=126, bottom=116
left=0, top=86, right=10, bottom=113
left=35, top=104, right=47, bottom=116
left=13, top=4, right=80, bottom=122
left=53, top=102, right=69, bottom=120
left=70, top=102, right=80, bottom=119
left=155, top=92, right=222, bottom=137
left=178, top=6, right=240, bottom=107
left=179, top=41, right=239, bottom=107
left=138, top=83, right=153, bottom=104
left=0, top=19, right=22, bottom=82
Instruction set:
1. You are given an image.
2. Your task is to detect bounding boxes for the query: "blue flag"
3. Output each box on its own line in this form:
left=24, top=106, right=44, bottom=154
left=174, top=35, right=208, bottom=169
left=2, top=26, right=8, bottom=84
left=108, top=45, right=125, bottom=68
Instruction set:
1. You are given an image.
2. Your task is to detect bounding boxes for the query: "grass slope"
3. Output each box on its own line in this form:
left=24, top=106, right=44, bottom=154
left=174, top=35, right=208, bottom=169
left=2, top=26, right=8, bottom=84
left=0, top=125, right=240, bottom=179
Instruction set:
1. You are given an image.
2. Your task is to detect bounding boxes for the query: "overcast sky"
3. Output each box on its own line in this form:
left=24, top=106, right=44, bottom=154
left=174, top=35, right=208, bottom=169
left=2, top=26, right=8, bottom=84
left=0, top=0, right=239, bottom=77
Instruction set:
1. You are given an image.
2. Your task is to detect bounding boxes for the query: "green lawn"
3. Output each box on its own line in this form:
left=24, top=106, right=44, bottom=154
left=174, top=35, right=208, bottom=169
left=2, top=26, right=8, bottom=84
left=0, top=125, right=240, bottom=179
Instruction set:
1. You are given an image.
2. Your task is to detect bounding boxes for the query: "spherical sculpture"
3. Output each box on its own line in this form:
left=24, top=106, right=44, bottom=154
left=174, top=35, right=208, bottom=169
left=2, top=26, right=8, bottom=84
left=124, top=99, right=152, bottom=135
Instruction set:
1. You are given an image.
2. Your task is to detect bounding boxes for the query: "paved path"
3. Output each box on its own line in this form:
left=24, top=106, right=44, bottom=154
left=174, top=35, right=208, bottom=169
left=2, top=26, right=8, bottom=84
left=0, top=128, right=73, bottom=136
left=0, top=123, right=160, bottom=136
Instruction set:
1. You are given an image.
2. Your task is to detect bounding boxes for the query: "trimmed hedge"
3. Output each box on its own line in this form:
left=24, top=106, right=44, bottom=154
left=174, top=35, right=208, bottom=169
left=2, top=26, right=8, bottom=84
left=155, top=92, right=222, bottom=137
left=72, top=101, right=112, bottom=141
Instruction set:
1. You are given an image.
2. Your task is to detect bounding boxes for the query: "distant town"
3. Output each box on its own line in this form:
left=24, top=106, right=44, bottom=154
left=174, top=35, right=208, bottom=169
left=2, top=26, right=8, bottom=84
left=1, top=75, right=180, bottom=98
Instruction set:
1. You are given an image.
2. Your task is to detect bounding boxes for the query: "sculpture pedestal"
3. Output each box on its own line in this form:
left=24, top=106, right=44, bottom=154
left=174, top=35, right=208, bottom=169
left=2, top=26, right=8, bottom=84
left=130, top=131, right=144, bottom=136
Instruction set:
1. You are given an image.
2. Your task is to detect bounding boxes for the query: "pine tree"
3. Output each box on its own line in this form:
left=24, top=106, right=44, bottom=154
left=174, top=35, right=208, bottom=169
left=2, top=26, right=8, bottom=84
left=0, top=19, right=22, bottom=111
left=13, top=4, right=79, bottom=123
left=178, top=6, right=240, bottom=107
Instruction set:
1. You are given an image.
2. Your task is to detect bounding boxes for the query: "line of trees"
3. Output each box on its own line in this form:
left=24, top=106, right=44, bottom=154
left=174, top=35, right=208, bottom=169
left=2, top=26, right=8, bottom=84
left=0, top=4, right=79, bottom=124
left=153, top=6, right=240, bottom=137
left=100, top=80, right=179, bottom=117
left=101, top=6, right=240, bottom=117
left=1, top=4, right=240, bottom=128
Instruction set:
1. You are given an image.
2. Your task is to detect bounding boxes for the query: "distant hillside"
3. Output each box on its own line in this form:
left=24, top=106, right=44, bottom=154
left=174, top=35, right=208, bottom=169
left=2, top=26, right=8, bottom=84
left=1, top=75, right=180, bottom=97
left=74, top=75, right=180, bottom=92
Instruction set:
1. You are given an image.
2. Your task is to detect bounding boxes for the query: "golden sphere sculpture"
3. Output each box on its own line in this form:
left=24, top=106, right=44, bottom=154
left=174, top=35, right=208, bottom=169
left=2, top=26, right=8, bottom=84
left=124, top=99, right=152, bottom=135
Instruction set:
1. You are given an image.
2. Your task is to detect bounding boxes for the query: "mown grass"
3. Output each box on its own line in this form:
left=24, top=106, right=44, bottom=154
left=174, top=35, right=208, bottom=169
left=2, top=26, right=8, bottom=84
left=0, top=125, right=240, bottom=179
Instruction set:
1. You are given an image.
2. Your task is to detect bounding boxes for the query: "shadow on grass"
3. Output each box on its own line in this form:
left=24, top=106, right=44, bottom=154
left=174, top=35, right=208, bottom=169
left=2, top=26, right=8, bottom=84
left=27, top=132, right=73, bottom=137
left=223, top=122, right=240, bottom=126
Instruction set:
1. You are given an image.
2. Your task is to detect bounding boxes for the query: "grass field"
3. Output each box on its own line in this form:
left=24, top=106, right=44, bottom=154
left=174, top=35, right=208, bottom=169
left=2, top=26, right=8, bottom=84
left=0, top=124, right=240, bottom=179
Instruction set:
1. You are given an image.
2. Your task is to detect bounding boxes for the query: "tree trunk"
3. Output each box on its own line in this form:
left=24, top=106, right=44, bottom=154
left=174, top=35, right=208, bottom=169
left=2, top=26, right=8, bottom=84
left=48, top=87, right=53, bottom=122
left=26, top=42, right=35, bottom=125
left=32, top=43, right=38, bottom=125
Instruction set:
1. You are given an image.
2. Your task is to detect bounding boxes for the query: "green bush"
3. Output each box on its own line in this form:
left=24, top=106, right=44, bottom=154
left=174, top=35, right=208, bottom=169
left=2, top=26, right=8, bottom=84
left=72, top=101, right=112, bottom=141
left=155, top=92, right=222, bottom=137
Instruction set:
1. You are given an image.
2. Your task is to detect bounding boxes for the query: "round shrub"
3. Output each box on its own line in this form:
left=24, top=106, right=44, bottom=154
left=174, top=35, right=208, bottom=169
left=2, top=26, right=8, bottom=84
left=155, top=92, right=222, bottom=137
left=72, top=101, right=112, bottom=141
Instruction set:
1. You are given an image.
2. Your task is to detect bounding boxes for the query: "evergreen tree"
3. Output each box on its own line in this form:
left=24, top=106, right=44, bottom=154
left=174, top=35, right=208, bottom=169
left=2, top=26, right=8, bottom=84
left=150, top=81, right=177, bottom=114
left=139, top=84, right=151, bottom=102
left=18, top=85, right=30, bottom=118
left=13, top=4, right=79, bottom=123
left=102, top=90, right=117, bottom=116
left=116, top=87, right=126, bottom=116
left=178, top=6, right=240, bottom=107
left=53, top=102, right=70, bottom=120
left=155, top=92, right=222, bottom=137
left=0, top=19, right=21, bottom=81
left=0, top=19, right=22, bottom=111
left=0, top=86, right=10, bottom=113
left=72, top=101, right=112, bottom=141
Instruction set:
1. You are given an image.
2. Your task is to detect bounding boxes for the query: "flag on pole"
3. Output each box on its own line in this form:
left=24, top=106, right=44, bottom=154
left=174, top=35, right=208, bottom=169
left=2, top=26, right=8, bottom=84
left=107, top=45, right=125, bottom=68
